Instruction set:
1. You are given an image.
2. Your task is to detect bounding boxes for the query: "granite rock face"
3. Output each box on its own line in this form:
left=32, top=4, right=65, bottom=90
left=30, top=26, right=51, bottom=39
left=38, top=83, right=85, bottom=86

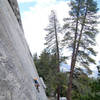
left=0, top=0, right=47, bottom=100
left=8, top=0, right=23, bottom=28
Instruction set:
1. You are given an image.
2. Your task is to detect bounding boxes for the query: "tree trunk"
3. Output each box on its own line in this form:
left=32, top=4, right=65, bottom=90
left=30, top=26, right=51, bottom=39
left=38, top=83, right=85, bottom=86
left=66, top=58, right=76, bottom=100
left=57, top=86, right=60, bottom=100
left=54, top=12, right=60, bottom=100
left=66, top=2, right=88, bottom=100
left=66, top=5, right=80, bottom=100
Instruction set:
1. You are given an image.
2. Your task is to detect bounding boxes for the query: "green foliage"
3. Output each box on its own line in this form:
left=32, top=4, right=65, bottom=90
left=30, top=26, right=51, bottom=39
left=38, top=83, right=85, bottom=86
left=70, top=67, right=100, bottom=100
left=33, top=50, right=67, bottom=97
left=34, top=50, right=100, bottom=99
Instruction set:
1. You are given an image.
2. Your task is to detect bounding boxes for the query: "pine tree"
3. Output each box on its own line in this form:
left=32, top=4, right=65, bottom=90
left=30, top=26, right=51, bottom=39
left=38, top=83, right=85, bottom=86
left=62, top=0, right=99, bottom=100
left=45, top=10, right=61, bottom=100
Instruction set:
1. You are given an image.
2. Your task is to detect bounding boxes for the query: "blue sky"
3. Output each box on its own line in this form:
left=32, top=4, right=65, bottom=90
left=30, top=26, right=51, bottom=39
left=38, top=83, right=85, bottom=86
left=97, top=0, right=100, bottom=8
left=18, top=0, right=67, bottom=13
left=18, top=0, right=100, bottom=14
left=18, top=2, right=37, bottom=13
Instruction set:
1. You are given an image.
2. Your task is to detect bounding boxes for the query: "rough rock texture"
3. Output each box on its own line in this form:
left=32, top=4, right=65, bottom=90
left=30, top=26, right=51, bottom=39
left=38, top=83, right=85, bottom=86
left=8, top=0, right=23, bottom=28
left=0, top=0, right=47, bottom=100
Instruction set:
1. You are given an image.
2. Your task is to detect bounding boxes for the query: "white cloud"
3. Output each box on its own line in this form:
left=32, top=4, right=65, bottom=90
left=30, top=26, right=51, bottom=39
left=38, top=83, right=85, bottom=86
left=94, top=12, right=100, bottom=63
left=17, top=0, right=56, bottom=4
left=36, top=0, right=56, bottom=4
left=21, top=1, right=70, bottom=55
left=17, top=0, right=35, bottom=3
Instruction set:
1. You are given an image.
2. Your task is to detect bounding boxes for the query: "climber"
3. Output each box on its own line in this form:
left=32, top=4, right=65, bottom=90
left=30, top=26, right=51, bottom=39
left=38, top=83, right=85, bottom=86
left=34, top=78, right=40, bottom=92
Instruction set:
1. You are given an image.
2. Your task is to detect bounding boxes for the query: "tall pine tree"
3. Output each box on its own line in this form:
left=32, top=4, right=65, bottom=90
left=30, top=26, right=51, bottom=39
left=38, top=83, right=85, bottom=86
left=62, top=0, right=99, bottom=100
left=45, top=10, right=61, bottom=100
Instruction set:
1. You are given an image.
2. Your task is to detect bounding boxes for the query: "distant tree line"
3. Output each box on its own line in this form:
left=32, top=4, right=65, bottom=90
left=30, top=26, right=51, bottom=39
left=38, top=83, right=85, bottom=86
left=33, top=51, right=100, bottom=100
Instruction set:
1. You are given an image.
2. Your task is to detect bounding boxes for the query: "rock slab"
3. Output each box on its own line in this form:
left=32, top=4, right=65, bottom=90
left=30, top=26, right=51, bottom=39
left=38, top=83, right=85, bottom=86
left=0, top=0, right=47, bottom=100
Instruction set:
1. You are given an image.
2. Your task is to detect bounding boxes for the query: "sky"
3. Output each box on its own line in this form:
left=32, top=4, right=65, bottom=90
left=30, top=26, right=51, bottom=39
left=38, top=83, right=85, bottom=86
left=17, top=0, right=70, bottom=55
left=17, top=0, right=100, bottom=76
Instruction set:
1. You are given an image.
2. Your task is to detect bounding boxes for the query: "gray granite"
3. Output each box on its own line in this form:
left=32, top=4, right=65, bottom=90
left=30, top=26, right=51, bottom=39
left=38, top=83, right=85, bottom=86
left=8, top=0, right=23, bottom=29
left=0, top=0, right=47, bottom=100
